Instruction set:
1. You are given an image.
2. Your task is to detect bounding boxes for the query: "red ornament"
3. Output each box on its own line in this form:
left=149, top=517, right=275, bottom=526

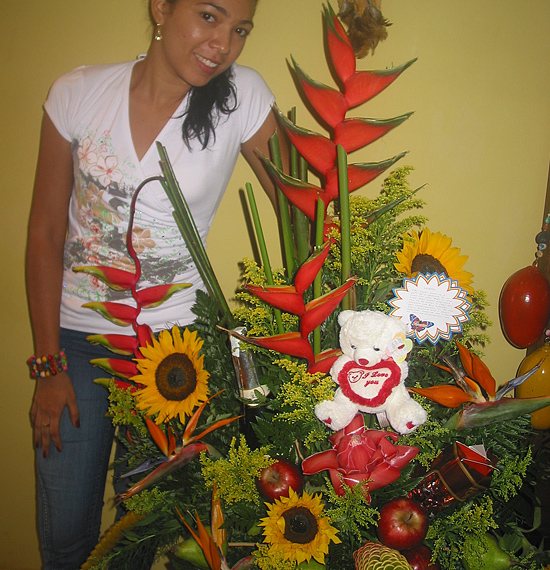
left=499, top=265, right=550, bottom=348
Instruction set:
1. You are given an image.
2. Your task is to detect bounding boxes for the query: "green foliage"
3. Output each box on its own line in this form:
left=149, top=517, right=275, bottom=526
left=428, top=497, right=499, bottom=570
left=200, top=435, right=274, bottom=505
left=323, top=480, right=379, bottom=541
left=323, top=166, right=426, bottom=309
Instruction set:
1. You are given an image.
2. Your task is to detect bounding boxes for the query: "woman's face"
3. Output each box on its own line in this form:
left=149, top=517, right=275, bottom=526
left=152, top=0, right=256, bottom=91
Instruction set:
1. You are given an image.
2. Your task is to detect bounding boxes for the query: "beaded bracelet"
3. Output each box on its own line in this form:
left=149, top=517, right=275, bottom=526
left=27, top=350, right=68, bottom=379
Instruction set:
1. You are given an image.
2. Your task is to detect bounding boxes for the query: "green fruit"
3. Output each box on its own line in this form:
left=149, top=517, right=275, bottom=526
left=174, top=527, right=228, bottom=569
left=354, top=541, right=413, bottom=570
left=463, top=535, right=511, bottom=570
left=174, top=537, right=210, bottom=569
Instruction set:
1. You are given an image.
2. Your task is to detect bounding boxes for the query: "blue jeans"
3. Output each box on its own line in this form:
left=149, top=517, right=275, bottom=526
left=36, top=328, right=117, bottom=570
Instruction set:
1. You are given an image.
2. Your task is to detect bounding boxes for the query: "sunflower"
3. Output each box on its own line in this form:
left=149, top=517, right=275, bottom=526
left=394, top=228, right=474, bottom=294
left=133, top=326, right=209, bottom=424
left=259, top=488, right=341, bottom=565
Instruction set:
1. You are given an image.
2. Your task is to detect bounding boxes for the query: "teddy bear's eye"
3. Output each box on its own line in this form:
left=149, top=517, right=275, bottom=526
left=373, top=347, right=380, bottom=351
left=350, top=344, right=356, bottom=350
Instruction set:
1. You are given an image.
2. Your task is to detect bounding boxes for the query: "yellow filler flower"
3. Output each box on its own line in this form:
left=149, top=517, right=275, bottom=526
left=395, top=228, right=474, bottom=294
left=133, top=326, right=209, bottom=424
left=259, top=488, right=340, bottom=565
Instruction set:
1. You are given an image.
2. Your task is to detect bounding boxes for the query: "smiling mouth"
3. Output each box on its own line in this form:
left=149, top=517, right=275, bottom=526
left=195, top=54, right=218, bottom=69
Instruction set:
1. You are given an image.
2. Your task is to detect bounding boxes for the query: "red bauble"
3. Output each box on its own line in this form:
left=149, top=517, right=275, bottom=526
left=499, top=265, right=550, bottom=349
left=256, top=458, right=305, bottom=501
left=377, top=498, right=428, bottom=550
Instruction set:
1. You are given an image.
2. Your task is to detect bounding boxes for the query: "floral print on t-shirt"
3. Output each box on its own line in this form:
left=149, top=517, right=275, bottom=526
left=64, top=132, right=190, bottom=303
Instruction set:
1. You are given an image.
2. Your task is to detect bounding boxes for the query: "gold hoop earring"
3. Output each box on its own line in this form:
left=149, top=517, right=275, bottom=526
left=155, top=23, right=162, bottom=41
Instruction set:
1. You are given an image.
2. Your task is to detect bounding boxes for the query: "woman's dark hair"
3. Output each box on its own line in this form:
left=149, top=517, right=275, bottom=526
left=181, top=67, right=238, bottom=150
left=151, top=0, right=244, bottom=150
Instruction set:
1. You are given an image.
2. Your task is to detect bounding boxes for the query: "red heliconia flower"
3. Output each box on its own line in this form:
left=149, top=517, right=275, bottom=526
left=134, top=283, right=191, bottom=308
left=300, top=278, right=357, bottom=338
left=82, top=301, right=139, bottom=327
left=294, top=241, right=331, bottom=293
left=73, top=265, right=138, bottom=291
left=245, top=284, right=306, bottom=316
left=291, top=56, right=348, bottom=129
left=235, top=331, right=316, bottom=367
left=324, top=154, right=406, bottom=198
left=324, top=3, right=355, bottom=84
left=309, top=348, right=342, bottom=375
left=258, top=153, right=330, bottom=220
left=90, top=357, right=139, bottom=379
left=302, top=414, right=418, bottom=499
left=87, top=333, right=140, bottom=356
left=344, top=59, right=417, bottom=109
left=334, top=115, right=413, bottom=154
left=274, top=108, right=336, bottom=176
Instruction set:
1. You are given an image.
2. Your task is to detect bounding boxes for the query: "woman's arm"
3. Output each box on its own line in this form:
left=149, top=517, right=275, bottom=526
left=26, top=112, right=80, bottom=457
left=241, top=108, right=290, bottom=209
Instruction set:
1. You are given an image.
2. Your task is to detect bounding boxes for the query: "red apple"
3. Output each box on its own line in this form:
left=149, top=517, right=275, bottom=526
left=377, top=498, right=428, bottom=550
left=256, top=458, right=305, bottom=501
left=403, top=545, right=440, bottom=570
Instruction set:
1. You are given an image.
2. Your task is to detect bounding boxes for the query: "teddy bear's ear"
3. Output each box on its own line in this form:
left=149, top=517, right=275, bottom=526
left=338, top=310, right=355, bottom=326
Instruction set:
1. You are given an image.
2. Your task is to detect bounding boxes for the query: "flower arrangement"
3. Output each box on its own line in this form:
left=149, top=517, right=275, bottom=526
left=80, top=4, right=550, bottom=570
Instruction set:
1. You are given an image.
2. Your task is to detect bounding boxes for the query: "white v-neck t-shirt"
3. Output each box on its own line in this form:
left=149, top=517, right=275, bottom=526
left=44, top=58, right=274, bottom=333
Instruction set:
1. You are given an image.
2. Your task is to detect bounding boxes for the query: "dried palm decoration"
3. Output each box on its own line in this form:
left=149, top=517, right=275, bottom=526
left=337, top=0, right=391, bottom=58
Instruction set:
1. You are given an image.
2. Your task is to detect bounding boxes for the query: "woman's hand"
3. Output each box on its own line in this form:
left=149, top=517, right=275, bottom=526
left=31, top=372, right=80, bottom=457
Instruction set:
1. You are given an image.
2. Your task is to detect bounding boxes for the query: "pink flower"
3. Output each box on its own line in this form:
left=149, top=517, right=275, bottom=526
left=302, top=414, right=418, bottom=499
left=89, top=155, right=124, bottom=188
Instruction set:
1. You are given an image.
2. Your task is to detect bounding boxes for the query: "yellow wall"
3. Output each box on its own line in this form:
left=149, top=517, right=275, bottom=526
left=2, top=1, right=549, bottom=568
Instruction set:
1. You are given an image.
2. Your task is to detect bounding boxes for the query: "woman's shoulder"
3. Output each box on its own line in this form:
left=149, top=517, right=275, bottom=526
left=232, top=64, right=270, bottom=90
left=50, top=59, right=136, bottom=93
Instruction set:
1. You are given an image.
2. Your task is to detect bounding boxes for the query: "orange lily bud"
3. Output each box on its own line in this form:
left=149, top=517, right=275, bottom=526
left=409, top=385, right=473, bottom=408
left=86, top=333, right=139, bottom=356
left=446, top=396, right=550, bottom=430
left=73, top=265, right=138, bottom=291
left=82, top=301, right=138, bottom=327
left=145, top=417, right=171, bottom=457
left=334, top=115, right=413, bottom=154
left=344, top=59, right=417, bottom=109
left=135, top=283, right=191, bottom=308
left=291, top=57, right=348, bottom=129
left=456, top=343, right=496, bottom=399
left=211, top=484, right=227, bottom=552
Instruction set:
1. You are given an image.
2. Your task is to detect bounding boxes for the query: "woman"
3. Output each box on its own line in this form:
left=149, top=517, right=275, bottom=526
left=26, top=0, right=281, bottom=567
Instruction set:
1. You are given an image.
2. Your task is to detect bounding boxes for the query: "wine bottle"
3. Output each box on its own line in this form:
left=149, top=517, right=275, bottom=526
left=230, top=327, right=270, bottom=447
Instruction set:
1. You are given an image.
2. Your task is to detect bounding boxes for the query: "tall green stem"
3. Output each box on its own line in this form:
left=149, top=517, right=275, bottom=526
left=338, top=145, right=352, bottom=311
left=245, top=183, right=284, bottom=334
left=289, top=108, right=312, bottom=265
left=269, top=132, right=295, bottom=278
left=156, top=142, right=235, bottom=327
left=312, top=197, right=326, bottom=355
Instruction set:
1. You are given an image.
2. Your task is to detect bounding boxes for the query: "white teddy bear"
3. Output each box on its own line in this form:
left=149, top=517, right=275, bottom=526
left=315, top=309, right=427, bottom=434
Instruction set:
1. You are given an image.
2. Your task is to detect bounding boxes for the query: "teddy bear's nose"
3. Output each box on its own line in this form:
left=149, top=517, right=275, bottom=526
left=357, top=358, right=370, bottom=366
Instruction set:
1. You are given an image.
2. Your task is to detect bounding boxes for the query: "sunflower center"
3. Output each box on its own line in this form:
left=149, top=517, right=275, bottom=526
left=155, top=353, right=197, bottom=401
left=411, top=254, right=447, bottom=276
left=282, top=506, right=318, bottom=544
